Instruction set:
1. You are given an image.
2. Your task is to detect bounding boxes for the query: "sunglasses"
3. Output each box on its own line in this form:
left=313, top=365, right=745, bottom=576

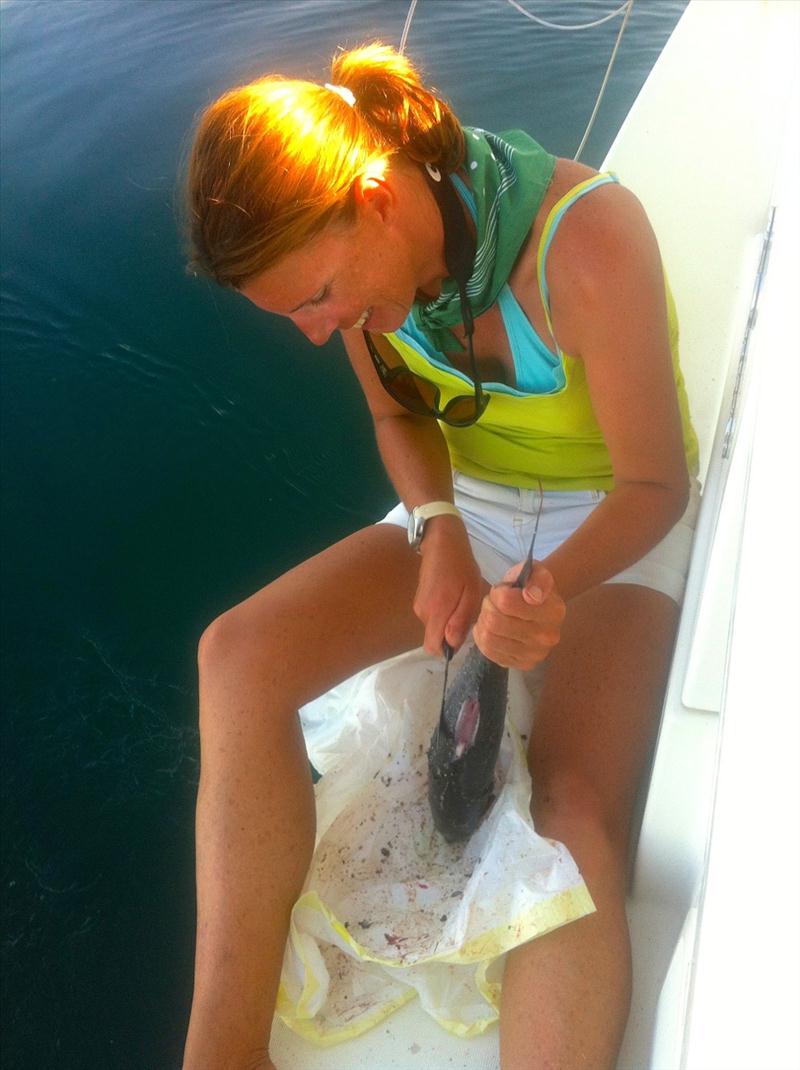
left=362, top=326, right=490, bottom=428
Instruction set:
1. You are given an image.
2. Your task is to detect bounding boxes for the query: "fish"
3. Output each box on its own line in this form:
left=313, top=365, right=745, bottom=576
left=426, top=641, right=511, bottom=842
left=426, top=490, right=543, bottom=842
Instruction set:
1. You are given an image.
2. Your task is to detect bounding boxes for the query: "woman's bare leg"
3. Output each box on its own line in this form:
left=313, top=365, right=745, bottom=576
left=499, top=583, right=679, bottom=1070
left=182, top=524, right=424, bottom=1070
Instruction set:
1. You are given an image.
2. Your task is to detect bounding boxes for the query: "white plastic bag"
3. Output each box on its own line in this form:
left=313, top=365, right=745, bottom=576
left=277, top=646, right=594, bottom=1045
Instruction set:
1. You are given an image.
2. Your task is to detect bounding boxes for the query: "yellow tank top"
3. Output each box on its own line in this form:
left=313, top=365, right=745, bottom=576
left=384, top=175, right=699, bottom=492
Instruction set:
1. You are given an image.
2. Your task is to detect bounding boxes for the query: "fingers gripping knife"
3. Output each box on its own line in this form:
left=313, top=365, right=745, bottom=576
left=426, top=491, right=544, bottom=842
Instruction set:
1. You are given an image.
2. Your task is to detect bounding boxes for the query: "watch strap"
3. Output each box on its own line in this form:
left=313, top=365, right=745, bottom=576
left=414, top=501, right=461, bottom=523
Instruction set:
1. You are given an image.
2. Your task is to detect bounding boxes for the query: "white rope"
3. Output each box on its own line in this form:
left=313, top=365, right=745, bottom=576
left=398, top=0, right=418, bottom=54
left=398, top=0, right=635, bottom=162
left=572, top=0, right=634, bottom=159
left=505, top=0, right=631, bottom=32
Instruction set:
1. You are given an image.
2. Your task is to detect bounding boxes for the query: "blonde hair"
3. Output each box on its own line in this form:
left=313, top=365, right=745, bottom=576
left=185, top=43, right=464, bottom=288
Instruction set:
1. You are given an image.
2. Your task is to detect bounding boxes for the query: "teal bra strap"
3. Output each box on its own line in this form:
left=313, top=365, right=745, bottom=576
left=452, top=174, right=478, bottom=225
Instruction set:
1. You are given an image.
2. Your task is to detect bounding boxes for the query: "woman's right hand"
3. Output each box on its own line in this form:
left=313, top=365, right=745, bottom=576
left=412, top=514, right=484, bottom=657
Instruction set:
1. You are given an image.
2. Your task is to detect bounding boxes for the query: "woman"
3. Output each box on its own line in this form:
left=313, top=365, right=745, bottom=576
left=182, top=43, right=698, bottom=1070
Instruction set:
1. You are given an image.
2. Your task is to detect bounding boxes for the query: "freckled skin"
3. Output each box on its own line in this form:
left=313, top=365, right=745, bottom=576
left=427, top=644, right=509, bottom=842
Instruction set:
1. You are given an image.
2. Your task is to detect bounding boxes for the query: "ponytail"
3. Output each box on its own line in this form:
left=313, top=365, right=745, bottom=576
left=185, top=42, right=463, bottom=288
left=331, top=44, right=464, bottom=170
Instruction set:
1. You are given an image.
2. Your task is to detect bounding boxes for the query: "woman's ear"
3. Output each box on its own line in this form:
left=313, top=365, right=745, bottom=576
left=352, top=160, right=394, bottom=222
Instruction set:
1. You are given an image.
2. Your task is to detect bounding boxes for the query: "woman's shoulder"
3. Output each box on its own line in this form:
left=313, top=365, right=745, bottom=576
left=521, top=157, right=664, bottom=357
left=538, top=157, right=658, bottom=296
left=544, top=157, right=599, bottom=203
left=536, top=157, right=645, bottom=241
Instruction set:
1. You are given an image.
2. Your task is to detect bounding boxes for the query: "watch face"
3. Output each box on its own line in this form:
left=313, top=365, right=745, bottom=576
left=408, top=510, right=423, bottom=549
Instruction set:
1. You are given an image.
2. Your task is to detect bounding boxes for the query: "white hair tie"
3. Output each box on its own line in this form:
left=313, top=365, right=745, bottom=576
left=324, top=83, right=356, bottom=107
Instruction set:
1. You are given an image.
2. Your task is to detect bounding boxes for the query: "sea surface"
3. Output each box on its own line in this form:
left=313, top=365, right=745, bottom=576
left=0, top=1, right=686, bottom=1065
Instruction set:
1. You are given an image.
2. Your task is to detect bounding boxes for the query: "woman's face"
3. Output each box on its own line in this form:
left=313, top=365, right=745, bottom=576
left=240, top=169, right=443, bottom=345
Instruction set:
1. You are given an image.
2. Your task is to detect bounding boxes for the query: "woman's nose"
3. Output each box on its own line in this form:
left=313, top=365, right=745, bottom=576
left=295, top=312, right=336, bottom=346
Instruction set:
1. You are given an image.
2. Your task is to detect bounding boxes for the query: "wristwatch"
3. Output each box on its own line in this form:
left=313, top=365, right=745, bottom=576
left=407, top=501, right=462, bottom=553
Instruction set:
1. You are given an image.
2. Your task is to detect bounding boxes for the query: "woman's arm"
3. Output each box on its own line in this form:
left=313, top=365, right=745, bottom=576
left=473, top=182, right=690, bottom=667
left=340, top=330, right=456, bottom=513
left=537, top=180, right=690, bottom=602
left=340, top=329, right=484, bottom=653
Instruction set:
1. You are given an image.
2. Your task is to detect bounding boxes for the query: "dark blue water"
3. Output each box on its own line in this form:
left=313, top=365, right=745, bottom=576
left=0, top=1, right=686, bottom=1065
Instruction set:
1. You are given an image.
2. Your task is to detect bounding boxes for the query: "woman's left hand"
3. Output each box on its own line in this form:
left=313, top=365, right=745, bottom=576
left=472, top=561, right=566, bottom=670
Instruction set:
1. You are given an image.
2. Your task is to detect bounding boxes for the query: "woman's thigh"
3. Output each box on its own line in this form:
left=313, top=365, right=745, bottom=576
left=199, top=523, right=426, bottom=710
left=528, top=582, right=680, bottom=850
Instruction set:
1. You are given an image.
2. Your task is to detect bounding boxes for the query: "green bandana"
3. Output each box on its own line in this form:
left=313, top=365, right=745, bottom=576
left=411, top=127, right=556, bottom=352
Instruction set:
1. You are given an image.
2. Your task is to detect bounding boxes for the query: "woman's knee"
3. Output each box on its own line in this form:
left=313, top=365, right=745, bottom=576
left=196, top=589, right=297, bottom=701
left=198, top=601, right=261, bottom=676
left=532, top=769, right=630, bottom=860
left=195, top=598, right=309, bottom=751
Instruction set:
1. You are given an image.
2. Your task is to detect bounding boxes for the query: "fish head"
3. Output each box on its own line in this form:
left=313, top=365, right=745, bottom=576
left=426, top=763, right=495, bottom=842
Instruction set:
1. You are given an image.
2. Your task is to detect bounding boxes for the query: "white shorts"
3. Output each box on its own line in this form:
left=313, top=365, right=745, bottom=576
left=379, top=470, right=701, bottom=606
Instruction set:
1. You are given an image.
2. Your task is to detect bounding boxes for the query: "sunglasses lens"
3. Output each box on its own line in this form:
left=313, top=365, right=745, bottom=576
left=366, top=334, right=487, bottom=427
left=441, top=394, right=489, bottom=426
left=388, top=372, right=488, bottom=426
left=386, top=371, right=439, bottom=414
